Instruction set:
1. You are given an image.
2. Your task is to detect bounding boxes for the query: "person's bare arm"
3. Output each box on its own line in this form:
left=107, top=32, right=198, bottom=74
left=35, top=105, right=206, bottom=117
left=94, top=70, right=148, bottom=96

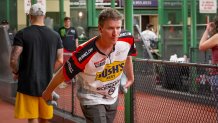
left=10, top=46, right=23, bottom=80
left=76, top=38, right=79, bottom=48
left=54, top=48, right=63, bottom=73
left=123, top=56, right=134, bottom=88
left=199, top=22, right=218, bottom=51
left=42, top=68, right=65, bottom=101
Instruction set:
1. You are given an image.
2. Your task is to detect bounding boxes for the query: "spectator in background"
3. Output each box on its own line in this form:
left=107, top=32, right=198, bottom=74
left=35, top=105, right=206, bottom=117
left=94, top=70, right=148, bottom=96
left=199, top=15, right=218, bottom=120
left=58, top=17, right=78, bottom=52
left=58, top=17, right=78, bottom=87
left=10, top=3, right=63, bottom=123
left=141, top=24, right=159, bottom=59
left=1, top=19, right=15, bottom=45
left=141, top=24, right=158, bottom=49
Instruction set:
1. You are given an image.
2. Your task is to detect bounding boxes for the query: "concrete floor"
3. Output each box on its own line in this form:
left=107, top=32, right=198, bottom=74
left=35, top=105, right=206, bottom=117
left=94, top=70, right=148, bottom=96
left=0, top=99, right=26, bottom=123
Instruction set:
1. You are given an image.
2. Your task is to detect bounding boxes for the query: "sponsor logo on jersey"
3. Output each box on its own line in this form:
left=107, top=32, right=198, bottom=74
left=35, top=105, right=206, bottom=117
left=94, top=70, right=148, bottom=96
left=94, top=58, right=106, bottom=68
left=66, top=60, right=74, bottom=73
left=96, top=79, right=120, bottom=95
left=96, top=61, right=125, bottom=82
left=78, top=48, right=93, bottom=62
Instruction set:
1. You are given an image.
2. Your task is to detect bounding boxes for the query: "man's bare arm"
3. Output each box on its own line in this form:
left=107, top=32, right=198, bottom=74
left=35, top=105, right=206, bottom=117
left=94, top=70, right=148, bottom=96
left=10, top=46, right=23, bottom=74
left=76, top=38, right=79, bottom=48
left=54, top=48, right=64, bottom=73
left=42, top=68, right=65, bottom=101
left=123, top=56, right=134, bottom=88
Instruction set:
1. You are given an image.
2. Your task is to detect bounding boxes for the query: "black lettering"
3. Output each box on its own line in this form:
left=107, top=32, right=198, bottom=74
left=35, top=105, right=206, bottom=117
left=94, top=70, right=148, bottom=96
left=119, top=63, right=125, bottom=69
left=107, top=68, right=113, bottom=75
left=101, top=70, right=107, bottom=78
left=112, top=65, right=119, bottom=73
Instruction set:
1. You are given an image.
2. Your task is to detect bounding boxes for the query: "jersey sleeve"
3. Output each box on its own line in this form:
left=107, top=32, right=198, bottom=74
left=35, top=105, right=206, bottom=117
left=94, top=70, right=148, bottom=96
left=13, top=30, right=24, bottom=47
left=63, top=40, right=97, bottom=81
left=128, top=37, right=137, bottom=56
left=119, top=31, right=137, bottom=56
left=63, top=54, right=82, bottom=81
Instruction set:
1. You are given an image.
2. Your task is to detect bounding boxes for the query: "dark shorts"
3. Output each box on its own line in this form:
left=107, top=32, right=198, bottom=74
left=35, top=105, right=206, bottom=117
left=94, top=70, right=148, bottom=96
left=80, top=99, right=118, bottom=123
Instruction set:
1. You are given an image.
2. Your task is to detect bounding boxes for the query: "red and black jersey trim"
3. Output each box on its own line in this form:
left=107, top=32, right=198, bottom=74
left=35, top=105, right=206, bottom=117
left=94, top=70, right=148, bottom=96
left=74, top=37, right=98, bottom=63
left=63, top=37, right=98, bottom=80
left=63, top=57, right=81, bottom=81
left=118, top=31, right=137, bottom=56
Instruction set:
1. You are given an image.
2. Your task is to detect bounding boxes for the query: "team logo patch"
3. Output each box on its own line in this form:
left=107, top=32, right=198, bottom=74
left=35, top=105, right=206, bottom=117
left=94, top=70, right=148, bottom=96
left=96, top=61, right=125, bottom=82
left=94, top=58, right=106, bottom=68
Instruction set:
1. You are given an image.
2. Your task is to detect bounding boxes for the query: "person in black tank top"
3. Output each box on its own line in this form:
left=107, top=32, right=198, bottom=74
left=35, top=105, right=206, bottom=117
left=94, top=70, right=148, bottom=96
left=10, top=3, right=63, bottom=123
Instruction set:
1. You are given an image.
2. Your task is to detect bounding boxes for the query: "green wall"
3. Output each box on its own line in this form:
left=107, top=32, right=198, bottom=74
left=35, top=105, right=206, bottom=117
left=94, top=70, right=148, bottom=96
left=0, top=0, right=17, bottom=31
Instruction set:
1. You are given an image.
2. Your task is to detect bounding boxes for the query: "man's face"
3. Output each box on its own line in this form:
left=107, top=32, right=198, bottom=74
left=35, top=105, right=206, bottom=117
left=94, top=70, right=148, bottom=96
left=64, top=19, right=71, bottom=28
left=98, top=19, right=122, bottom=45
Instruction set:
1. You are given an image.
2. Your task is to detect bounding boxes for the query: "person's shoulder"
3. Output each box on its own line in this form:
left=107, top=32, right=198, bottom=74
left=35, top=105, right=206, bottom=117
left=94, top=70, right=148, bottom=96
left=70, top=27, right=77, bottom=30
left=150, top=31, right=157, bottom=35
left=23, top=25, right=41, bottom=32
left=58, top=26, right=65, bottom=30
left=50, top=28, right=61, bottom=37
left=142, top=30, right=149, bottom=33
left=15, top=28, right=25, bottom=36
left=42, top=27, right=60, bottom=37
left=52, top=29, right=60, bottom=36
left=74, top=37, right=97, bottom=62
left=119, top=30, right=133, bottom=38
left=23, top=26, right=34, bottom=31
left=118, top=31, right=134, bottom=44
left=15, top=29, right=24, bottom=37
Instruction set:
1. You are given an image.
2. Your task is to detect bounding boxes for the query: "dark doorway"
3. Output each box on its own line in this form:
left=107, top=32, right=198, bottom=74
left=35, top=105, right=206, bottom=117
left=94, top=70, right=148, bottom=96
left=141, top=15, right=149, bottom=31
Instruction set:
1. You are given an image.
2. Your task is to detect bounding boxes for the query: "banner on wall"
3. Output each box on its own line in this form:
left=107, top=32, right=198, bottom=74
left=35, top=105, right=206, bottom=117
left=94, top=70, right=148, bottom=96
left=121, top=0, right=158, bottom=7
left=70, top=0, right=120, bottom=7
left=24, top=0, right=46, bottom=14
left=24, top=0, right=31, bottom=14
left=199, top=0, right=217, bottom=13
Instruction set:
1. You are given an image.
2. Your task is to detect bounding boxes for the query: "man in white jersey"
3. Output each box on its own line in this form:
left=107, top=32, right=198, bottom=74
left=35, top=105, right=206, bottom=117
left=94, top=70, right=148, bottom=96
left=141, top=24, right=157, bottom=48
left=141, top=24, right=159, bottom=58
left=42, top=8, right=136, bottom=123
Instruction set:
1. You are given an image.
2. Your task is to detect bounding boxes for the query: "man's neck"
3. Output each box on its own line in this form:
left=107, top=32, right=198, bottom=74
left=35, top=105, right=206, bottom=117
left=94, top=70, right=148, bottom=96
left=64, top=25, right=70, bottom=28
left=96, top=38, right=114, bottom=55
left=31, top=22, right=45, bottom=26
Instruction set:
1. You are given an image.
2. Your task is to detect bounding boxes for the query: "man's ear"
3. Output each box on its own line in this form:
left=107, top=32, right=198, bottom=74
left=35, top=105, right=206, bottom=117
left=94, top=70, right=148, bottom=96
left=98, top=24, right=102, bottom=34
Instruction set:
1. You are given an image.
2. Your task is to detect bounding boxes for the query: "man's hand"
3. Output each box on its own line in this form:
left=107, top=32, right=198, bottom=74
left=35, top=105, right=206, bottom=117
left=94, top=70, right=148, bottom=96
left=12, top=73, right=18, bottom=81
left=42, top=90, right=52, bottom=102
left=124, top=80, right=134, bottom=88
left=207, top=22, right=215, bottom=32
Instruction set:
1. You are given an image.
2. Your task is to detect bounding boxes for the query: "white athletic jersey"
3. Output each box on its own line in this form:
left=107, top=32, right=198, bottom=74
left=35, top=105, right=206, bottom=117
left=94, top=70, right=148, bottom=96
left=141, top=30, right=157, bottom=42
left=63, top=31, right=137, bottom=105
